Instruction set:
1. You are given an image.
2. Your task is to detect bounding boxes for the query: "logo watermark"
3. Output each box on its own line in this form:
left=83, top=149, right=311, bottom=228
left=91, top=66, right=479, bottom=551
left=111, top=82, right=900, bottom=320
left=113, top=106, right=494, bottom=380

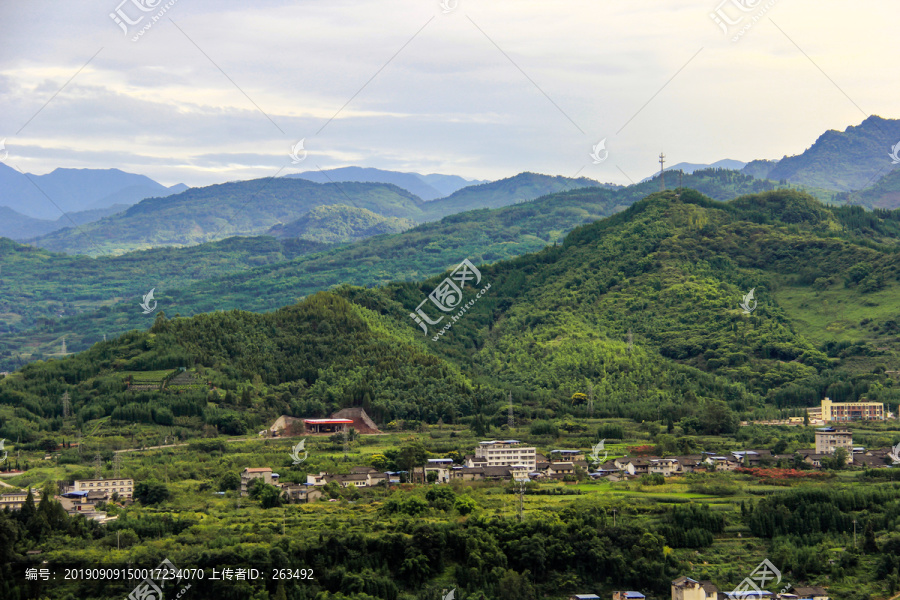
left=590, top=439, right=608, bottom=466
left=127, top=558, right=191, bottom=600
left=739, top=288, right=757, bottom=314
left=710, top=0, right=778, bottom=42
left=110, top=0, right=180, bottom=42
left=889, top=442, right=900, bottom=464
left=442, top=588, right=456, bottom=600
left=727, top=558, right=788, bottom=600
left=590, top=139, right=609, bottom=164
left=889, top=141, right=900, bottom=165
left=439, top=0, right=458, bottom=13
left=409, top=259, right=491, bottom=341
left=0, top=139, right=7, bottom=161
left=0, top=439, right=7, bottom=464
left=289, top=139, right=307, bottom=164
left=290, top=438, right=308, bottom=465
left=140, top=289, right=158, bottom=314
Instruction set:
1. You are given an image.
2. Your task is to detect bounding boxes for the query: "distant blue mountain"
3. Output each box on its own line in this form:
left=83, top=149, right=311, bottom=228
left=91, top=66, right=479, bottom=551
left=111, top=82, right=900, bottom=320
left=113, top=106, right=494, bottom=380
left=0, top=163, right=187, bottom=220
left=0, top=204, right=131, bottom=240
left=286, top=166, right=487, bottom=201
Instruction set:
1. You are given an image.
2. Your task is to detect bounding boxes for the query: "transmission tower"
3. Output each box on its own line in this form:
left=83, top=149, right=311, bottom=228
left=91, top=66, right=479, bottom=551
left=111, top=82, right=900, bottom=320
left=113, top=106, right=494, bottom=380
left=61, top=338, right=67, bottom=355
left=61, top=391, right=71, bottom=419
left=113, top=452, right=122, bottom=478
left=93, top=453, right=103, bottom=479
left=507, top=391, right=515, bottom=429
left=659, top=152, right=666, bottom=191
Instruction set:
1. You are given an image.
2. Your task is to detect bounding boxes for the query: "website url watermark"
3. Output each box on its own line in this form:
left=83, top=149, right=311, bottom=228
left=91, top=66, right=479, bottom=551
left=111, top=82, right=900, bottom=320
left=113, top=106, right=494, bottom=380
left=408, top=258, right=491, bottom=341
left=110, top=0, right=180, bottom=42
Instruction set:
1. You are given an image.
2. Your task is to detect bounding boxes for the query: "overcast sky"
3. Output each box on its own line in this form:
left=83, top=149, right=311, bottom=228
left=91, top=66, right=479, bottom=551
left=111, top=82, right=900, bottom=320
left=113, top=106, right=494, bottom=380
left=0, top=0, right=897, bottom=188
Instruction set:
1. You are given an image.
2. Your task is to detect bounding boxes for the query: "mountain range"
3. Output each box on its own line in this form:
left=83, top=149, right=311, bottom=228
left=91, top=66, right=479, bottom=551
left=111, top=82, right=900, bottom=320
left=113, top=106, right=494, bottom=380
left=287, top=166, right=486, bottom=201
left=0, top=164, right=187, bottom=220
left=4, top=188, right=898, bottom=438
left=26, top=172, right=606, bottom=255
left=0, top=168, right=796, bottom=367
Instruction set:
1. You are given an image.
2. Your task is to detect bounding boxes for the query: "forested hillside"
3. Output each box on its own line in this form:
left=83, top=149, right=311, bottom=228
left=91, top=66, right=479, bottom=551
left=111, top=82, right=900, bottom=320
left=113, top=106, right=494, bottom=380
left=0, top=168, right=789, bottom=369
left=267, top=205, right=416, bottom=243
left=29, top=179, right=424, bottom=255
left=3, top=188, right=899, bottom=447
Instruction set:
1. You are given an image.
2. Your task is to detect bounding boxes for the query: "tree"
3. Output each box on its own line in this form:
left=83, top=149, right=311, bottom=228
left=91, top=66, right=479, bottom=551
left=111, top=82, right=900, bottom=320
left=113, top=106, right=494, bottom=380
left=218, top=472, right=241, bottom=492
left=426, top=486, right=456, bottom=510
left=829, top=447, right=849, bottom=470
left=472, top=413, right=489, bottom=437
left=134, top=482, right=171, bottom=504
left=258, top=484, right=284, bottom=509
left=571, top=393, right=588, bottom=405
left=398, top=440, right=428, bottom=477
left=454, top=495, right=477, bottom=515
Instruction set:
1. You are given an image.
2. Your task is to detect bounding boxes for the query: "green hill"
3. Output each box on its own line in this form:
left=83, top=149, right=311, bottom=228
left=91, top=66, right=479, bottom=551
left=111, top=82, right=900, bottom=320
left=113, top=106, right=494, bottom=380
left=0, top=168, right=821, bottom=369
left=420, top=171, right=614, bottom=220
left=833, top=168, right=900, bottom=210
left=28, top=178, right=424, bottom=255
left=3, top=188, right=900, bottom=447
left=267, top=204, right=416, bottom=243
left=748, top=115, right=900, bottom=191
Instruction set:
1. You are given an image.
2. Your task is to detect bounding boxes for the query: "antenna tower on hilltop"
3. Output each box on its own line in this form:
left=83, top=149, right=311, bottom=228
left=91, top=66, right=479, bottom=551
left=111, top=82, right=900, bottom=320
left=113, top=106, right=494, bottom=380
left=659, top=152, right=666, bottom=191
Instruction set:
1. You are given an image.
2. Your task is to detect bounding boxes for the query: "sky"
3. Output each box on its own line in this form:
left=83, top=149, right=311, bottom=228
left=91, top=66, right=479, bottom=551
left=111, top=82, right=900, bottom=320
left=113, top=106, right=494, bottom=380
left=0, top=0, right=897, bottom=188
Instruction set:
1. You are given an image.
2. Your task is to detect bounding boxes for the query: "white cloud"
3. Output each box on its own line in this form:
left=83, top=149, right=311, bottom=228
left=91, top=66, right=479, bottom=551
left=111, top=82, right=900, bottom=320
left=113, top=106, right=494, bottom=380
left=0, top=0, right=896, bottom=187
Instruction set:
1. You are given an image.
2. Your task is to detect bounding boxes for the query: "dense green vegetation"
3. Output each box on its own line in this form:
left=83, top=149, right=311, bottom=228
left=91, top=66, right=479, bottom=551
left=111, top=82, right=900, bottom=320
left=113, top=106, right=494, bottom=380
left=30, top=178, right=424, bottom=255
left=4, top=188, right=900, bottom=445
left=0, top=168, right=807, bottom=369
left=267, top=205, right=416, bottom=243
left=750, top=115, right=900, bottom=191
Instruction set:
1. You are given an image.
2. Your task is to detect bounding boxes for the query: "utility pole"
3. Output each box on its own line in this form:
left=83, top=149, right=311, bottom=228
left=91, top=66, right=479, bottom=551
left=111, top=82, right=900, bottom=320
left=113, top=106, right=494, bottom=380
left=507, top=392, right=515, bottom=429
left=343, top=428, right=349, bottom=458
left=659, top=153, right=666, bottom=191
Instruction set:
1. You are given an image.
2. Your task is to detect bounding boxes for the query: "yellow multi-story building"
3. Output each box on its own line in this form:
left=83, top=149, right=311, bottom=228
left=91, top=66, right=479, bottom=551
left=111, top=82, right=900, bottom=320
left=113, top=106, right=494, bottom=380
left=820, top=397, right=884, bottom=422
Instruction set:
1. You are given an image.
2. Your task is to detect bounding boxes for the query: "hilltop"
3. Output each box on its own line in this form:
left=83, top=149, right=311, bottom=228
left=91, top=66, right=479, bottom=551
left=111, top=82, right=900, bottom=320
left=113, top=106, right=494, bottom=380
left=745, top=115, right=900, bottom=191
left=0, top=168, right=789, bottom=367
left=268, top=205, right=416, bottom=243
left=4, top=188, right=899, bottom=445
